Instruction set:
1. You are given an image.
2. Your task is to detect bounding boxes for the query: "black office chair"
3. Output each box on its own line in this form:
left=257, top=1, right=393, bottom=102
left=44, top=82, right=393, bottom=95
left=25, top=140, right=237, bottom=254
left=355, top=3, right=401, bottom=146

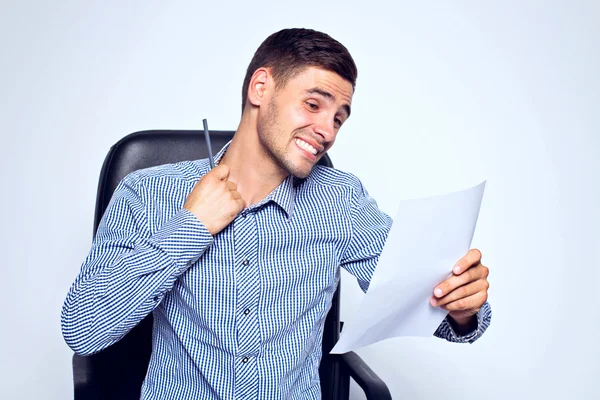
left=72, top=130, right=391, bottom=400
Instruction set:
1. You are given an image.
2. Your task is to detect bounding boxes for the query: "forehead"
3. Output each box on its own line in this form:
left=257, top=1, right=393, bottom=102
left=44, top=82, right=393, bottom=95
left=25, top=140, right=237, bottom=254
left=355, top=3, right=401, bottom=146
left=284, top=67, right=354, bottom=104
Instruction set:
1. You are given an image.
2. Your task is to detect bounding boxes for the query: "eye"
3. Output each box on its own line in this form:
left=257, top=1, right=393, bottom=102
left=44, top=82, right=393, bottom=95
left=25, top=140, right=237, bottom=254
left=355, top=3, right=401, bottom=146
left=334, top=118, right=343, bottom=128
left=306, top=101, right=318, bottom=110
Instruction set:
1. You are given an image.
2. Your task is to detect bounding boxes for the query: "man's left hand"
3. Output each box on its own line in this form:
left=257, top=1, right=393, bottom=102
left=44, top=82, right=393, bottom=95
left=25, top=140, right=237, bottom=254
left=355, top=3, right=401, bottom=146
left=430, top=249, right=490, bottom=327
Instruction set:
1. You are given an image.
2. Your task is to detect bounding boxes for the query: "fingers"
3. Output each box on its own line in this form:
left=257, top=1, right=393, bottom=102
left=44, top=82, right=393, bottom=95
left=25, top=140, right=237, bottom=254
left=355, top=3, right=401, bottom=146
left=226, top=181, right=243, bottom=206
left=430, top=249, right=490, bottom=315
left=184, top=165, right=245, bottom=235
left=453, top=248, right=482, bottom=275
left=212, top=164, right=230, bottom=181
left=439, top=291, right=488, bottom=312
left=224, top=180, right=245, bottom=210
left=226, top=180, right=237, bottom=191
left=433, top=263, right=488, bottom=298
left=430, top=279, right=489, bottom=307
left=236, top=197, right=247, bottom=210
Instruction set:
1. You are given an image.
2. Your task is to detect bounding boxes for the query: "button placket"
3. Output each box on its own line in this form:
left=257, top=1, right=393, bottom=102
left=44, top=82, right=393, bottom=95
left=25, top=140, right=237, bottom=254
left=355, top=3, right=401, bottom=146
left=233, top=211, right=260, bottom=396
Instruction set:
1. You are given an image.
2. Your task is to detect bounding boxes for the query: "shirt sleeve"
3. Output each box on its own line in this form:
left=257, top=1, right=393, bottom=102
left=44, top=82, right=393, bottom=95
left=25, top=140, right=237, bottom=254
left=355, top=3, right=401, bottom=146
left=434, top=301, right=492, bottom=344
left=339, top=179, right=392, bottom=292
left=61, top=173, right=213, bottom=356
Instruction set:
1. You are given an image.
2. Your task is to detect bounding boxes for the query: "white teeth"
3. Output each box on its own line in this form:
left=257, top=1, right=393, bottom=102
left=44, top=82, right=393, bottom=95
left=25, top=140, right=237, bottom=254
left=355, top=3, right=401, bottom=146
left=295, top=138, right=318, bottom=155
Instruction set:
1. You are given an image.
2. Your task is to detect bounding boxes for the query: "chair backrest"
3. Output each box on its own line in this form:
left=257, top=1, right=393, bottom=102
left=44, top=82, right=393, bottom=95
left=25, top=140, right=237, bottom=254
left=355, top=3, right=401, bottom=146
left=74, top=130, right=344, bottom=399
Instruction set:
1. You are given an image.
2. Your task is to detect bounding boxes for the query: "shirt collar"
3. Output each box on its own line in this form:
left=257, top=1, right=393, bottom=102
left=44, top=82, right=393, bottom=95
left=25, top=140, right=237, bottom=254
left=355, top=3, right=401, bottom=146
left=211, top=140, right=297, bottom=219
left=213, top=140, right=230, bottom=167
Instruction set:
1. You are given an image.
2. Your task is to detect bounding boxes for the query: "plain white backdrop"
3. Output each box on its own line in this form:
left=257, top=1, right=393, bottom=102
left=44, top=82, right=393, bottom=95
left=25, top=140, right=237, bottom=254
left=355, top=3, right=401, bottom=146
left=1, top=1, right=598, bottom=399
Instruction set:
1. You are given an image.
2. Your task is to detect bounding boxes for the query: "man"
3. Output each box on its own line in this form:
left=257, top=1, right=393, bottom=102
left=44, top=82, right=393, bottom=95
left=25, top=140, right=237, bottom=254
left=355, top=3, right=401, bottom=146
left=62, top=28, right=491, bottom=399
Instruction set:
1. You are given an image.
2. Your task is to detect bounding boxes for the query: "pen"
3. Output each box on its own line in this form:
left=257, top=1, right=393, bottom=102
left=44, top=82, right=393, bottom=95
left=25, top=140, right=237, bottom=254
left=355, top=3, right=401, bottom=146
left=203, top=118, right=215, bottom=170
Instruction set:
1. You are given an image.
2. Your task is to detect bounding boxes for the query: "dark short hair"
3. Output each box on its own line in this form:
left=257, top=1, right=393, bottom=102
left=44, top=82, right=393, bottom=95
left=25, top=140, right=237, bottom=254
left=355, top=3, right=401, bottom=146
left=241, top=28, right=358, bottom=111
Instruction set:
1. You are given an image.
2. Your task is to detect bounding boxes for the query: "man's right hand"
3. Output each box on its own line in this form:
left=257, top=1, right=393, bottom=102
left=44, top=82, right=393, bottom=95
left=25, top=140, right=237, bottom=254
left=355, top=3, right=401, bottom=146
left=184, top=164, right=246, bottom=235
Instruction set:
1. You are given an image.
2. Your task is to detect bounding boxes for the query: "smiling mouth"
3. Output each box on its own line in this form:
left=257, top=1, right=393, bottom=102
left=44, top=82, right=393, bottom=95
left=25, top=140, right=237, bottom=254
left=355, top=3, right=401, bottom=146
left=294, top=138, right=318, bottom=155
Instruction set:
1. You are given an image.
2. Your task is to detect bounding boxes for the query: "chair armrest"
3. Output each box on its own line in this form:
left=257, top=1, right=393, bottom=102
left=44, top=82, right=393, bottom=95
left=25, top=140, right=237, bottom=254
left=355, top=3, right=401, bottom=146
left=73, top=354, right=98, bottom=400
left=339, top=352, right=392, bottom=400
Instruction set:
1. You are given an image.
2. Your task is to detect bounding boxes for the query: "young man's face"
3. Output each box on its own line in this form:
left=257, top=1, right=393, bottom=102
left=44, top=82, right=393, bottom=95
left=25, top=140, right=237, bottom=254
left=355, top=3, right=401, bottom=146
left=257, top=67, right=353, bottom=178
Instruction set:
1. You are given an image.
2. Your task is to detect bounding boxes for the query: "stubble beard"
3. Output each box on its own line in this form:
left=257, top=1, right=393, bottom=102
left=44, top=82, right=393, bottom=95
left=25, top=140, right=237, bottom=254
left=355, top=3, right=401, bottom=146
left=258, top=97, right=314, bottom=179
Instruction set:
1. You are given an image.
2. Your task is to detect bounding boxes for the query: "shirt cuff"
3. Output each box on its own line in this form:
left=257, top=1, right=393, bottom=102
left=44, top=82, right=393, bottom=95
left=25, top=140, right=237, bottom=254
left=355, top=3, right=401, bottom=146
left=433, top=301, right=492, bottom=344
left=148, top=208, right=214, bottom=272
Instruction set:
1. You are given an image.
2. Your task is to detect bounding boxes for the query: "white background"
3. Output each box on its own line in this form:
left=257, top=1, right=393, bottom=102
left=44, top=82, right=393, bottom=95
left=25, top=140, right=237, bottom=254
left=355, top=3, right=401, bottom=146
left=1, top=1, right=598, bottom=399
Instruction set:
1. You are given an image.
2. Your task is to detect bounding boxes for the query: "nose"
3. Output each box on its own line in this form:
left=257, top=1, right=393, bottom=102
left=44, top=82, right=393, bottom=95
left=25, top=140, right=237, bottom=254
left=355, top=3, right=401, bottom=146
left=313, top=113, right=336, bottom=143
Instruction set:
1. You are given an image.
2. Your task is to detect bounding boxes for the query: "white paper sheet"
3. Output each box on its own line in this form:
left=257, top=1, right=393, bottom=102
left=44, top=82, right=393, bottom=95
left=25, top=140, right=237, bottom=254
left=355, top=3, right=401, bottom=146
left=330, top=181, right=486, bottom=354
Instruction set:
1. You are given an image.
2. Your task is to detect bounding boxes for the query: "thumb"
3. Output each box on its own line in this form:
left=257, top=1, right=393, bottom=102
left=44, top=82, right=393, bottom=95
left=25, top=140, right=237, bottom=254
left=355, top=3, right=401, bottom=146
left=212, top=164, right=230, bottom=181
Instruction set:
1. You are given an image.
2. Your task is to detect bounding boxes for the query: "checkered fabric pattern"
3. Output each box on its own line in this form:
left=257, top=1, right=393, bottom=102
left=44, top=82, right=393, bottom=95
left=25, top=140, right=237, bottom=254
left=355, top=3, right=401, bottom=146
left=62, top=142, right=491, bottom=399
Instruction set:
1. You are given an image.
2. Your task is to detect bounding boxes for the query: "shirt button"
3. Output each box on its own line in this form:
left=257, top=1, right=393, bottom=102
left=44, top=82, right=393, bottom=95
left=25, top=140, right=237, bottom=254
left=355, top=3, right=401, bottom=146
left=242, top=356, right=249, bottom=363
left=242, top=259, right=249, bottom=266
left=243, top=308, right=250, bottom=316
left=153, top=296, right=159, bottom=302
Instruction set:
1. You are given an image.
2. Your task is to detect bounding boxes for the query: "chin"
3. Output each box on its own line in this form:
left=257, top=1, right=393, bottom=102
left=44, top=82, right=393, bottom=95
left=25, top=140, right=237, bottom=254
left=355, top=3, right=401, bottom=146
left=281, top=159, right=314, bottom=179
left=290, top=169, right=312, bottom=179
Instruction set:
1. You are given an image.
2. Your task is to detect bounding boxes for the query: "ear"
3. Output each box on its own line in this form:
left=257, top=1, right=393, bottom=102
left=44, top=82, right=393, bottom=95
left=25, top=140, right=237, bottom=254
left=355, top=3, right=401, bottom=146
left=247, top=68, right=271, bottom=107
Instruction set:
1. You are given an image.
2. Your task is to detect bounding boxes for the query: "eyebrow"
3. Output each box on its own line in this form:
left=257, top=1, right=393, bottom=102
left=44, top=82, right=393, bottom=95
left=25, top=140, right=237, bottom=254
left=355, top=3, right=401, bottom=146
left=306, top=87, right=351, bottom=118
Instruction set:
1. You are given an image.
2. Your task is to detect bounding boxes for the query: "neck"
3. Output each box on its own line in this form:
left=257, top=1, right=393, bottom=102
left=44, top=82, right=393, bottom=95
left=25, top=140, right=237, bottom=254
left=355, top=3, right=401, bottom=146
left=219, top=110, right=288, bottom=206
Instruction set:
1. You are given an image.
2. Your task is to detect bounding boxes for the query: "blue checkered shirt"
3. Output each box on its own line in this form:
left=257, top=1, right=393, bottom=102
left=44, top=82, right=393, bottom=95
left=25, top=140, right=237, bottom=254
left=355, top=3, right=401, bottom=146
left=62, top=142, right=492, bottom=399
